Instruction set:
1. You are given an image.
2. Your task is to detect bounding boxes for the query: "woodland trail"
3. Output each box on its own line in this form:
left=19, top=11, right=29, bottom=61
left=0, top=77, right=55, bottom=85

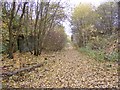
left=3, top=42, right=118, bottom=88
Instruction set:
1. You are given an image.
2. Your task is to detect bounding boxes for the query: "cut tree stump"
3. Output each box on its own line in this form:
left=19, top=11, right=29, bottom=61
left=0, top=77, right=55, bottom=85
left=0, top=63, right=44, bottom=77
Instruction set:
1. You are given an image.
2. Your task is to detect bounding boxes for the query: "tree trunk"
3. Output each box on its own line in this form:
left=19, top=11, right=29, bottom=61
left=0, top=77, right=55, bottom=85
left=8, top=1, right=16, bottom=59
left=34, top=2, right=40, bottom=56
left=1, top=63, right=44, bottom=77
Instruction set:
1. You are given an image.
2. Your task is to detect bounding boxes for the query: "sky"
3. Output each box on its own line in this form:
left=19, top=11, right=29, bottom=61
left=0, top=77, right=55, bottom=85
left=69, top=0, right=106, bottom=7
left=63, top=0, right=113, bottom=36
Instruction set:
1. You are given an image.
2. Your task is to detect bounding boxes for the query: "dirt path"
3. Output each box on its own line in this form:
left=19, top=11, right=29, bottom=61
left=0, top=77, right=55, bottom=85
left=3, top=42, right=118, bottom=88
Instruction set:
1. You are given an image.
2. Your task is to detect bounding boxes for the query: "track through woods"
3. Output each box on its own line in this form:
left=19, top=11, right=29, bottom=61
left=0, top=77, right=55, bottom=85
left=2, top=42, right=118, bottom=88
left=1, top=0, right=119, bottom=89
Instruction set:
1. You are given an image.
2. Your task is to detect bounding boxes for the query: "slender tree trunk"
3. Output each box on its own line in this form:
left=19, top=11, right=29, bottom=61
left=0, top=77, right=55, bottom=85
left=15, top=2, right=28, bottom=52
left=34, top=1, right=40, bottom=56
left=38, top=2, right=50, bottom=55
left=8, top=1, right=16, bottom=59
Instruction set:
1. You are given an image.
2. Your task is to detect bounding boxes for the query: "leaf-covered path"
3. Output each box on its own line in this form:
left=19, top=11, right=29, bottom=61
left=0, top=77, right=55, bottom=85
left=3, top=42, right=118, bottom=88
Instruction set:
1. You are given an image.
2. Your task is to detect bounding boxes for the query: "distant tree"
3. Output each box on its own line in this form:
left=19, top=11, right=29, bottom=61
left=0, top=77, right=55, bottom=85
left=96, top=2, right=117, bottom=35
left=71, top=3, right=96, bottom=47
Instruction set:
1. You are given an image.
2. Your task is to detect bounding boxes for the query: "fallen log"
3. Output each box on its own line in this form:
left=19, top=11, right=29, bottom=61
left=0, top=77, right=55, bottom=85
left=0, top=63, right=44, bottom=77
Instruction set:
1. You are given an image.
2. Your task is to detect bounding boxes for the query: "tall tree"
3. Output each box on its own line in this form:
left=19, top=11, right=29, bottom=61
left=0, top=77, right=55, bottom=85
left=8, top=1, right=16, bottom=58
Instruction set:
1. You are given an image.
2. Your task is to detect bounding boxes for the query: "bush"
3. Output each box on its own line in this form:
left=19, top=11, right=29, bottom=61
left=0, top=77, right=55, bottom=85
left=89, top=37, right=108, bottom=50
left=79, top=47, right=102, bottom=61
left=1, top=41, right=9, bottom=54
left=43, top=28, right=67, bottom=51
left=79, top=46, right=118, bottom=61
left=104, top=51, right=118, bottom=61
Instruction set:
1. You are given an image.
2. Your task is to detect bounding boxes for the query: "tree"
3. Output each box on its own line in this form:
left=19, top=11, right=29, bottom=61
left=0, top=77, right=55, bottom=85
left=71, top=3, right=96, bottom=47
left=8, top=1, right=16, bottom=58
left=2, top=0, right=66, bottom=57
left=95, top=1, right=117, bottom=35
left=71, top=1, right=117, bottom=48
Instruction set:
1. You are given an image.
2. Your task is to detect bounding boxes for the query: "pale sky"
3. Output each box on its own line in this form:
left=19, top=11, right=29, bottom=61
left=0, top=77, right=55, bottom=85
left=69, top=0, right=108, bottom=6
left=63, top=0, right=114, bottom=36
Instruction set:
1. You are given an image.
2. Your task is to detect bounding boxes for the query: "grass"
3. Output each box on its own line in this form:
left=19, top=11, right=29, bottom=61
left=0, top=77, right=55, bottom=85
left=79, top=46, right=118, bottom=62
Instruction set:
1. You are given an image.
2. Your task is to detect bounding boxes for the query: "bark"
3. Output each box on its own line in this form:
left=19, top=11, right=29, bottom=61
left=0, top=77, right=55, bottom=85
left=8, top=1, right=16, bottom=59
left=37, top=2, right=50, bottom=55
left=34, top=1, right=40, bottom=56
left=1, top=63, right=44, bottom=77
left=16, top=2, right=28, bottom=51
left=25, top=5, right=33, bottom=54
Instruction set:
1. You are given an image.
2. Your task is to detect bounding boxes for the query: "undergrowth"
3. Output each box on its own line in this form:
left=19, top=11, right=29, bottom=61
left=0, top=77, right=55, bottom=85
left=79, top=46, right=118, bottom=62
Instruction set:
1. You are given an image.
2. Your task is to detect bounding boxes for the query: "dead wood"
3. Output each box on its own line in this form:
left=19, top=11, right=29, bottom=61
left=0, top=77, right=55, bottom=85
left=0, top=63, right=44, bottom=77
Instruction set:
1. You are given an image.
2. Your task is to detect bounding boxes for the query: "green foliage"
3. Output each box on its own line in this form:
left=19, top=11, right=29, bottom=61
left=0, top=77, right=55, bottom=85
left=79, top=46, right=104, bottom=61
left=79, top=46, right=118, bottom=62
left=0, top=40, right=9, bottom=54
left=72, top=3, right=93, bottom=19
left=2, top=1, right=67, bottom=56
left=71, top=1, right=118, bottom=62
left=71, top=3, right=97, bottom=28
left=105, top=51, right=118, bottom=61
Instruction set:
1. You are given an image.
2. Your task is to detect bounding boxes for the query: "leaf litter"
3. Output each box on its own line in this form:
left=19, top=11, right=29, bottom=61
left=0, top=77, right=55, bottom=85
left=2, top=43, right=119, bottom=88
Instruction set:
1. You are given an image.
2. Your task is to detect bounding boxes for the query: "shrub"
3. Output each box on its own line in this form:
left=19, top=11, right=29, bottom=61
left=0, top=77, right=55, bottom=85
left=43, top=28, right=67, bottom=51
left=79, top=46, right=118, bottom=62
left=104, top=51, right=118, bottom=61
